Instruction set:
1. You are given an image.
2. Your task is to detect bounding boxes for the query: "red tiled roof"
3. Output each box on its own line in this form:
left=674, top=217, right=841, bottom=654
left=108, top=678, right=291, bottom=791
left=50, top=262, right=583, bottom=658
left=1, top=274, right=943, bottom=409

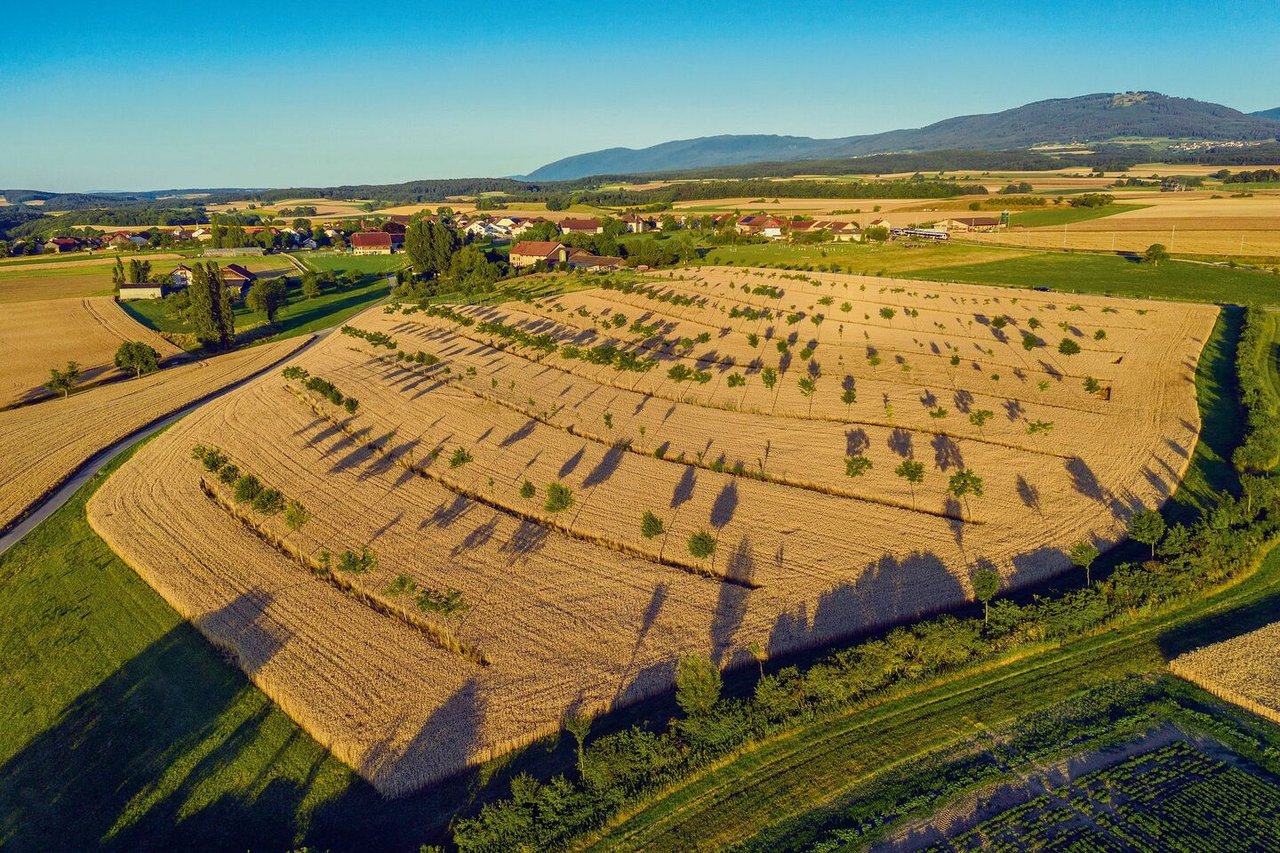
left=352, top=231, right=393, bottom=248
left=559, top=218, right=601, bottom=231
left=222, top=263, right=258, bottom=282
left=510, top=241, right=564, bottom=257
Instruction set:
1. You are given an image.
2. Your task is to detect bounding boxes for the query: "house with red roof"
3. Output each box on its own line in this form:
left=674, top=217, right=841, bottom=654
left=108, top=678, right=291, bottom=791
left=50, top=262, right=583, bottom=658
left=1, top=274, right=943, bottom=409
left=559, top=217, right=603, bottom=234
left=352, top=231, right=394, bottom=255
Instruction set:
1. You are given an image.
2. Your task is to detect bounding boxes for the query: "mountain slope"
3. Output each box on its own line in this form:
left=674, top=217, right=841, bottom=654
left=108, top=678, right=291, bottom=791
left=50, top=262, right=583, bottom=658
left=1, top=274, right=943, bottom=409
left=526, top=92, right=1280, bottom=180
left=1252, top=107, right=1280, bottom=121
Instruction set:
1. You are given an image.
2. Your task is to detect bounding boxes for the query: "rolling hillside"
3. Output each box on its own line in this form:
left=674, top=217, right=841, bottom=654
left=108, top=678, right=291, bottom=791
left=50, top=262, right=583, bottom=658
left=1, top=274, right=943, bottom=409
left=526, top=92, right=1280, bottom=180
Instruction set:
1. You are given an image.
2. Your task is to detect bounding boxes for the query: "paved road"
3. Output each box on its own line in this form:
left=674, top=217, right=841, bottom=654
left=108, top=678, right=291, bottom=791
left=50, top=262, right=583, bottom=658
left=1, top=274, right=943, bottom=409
left=0, top=331, right=327, bottom=558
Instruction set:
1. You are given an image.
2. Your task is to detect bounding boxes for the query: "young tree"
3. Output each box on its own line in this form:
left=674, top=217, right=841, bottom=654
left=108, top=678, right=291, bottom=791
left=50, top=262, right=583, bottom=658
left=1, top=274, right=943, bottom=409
left=45, top=360, right=82, bottom=398
left=301, top=271, right=323, bottom=299
left=247, top=277, right=289, bottom=324
left=114, top=341, right=161, bottom=378
left=1143, top=243, right=1170, bottom=264
left=1128, top=509, right=1166, bottom=558
left=641, top=511, right=665, bottom=539
left=1058, top=338, right=1081, bottom=356
left=1068, top=540, right=1100, bottom=586
left=845, top=455, right=872, bottom=478
left=971, top=565, right=1000, bottom=624
left=675, top=654, right=721, bottom=718
left=895, top=459, right=924, bottom=504
left=947, top=469, right=984, bottom=520
left=968, top=409, right=994, bottom=430
left=563, top=709, right=593, bottom=775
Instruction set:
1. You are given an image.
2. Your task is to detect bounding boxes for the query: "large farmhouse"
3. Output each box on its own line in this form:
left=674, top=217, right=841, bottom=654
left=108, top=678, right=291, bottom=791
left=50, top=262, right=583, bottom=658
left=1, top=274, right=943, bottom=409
left=509, top=240, right=569, bottom=268
left=352, top=231, right=395, bottom=255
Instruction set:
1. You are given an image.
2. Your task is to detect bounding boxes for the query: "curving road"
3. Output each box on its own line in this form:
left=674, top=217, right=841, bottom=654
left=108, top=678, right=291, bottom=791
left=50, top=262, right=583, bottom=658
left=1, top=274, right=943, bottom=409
left=0, top=322, right=339, bottom=558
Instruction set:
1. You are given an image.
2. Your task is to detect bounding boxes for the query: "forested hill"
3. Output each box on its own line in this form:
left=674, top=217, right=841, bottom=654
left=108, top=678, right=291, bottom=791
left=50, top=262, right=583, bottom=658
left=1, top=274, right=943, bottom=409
left=1253, top=107, right=1280, bottom=121
left=525, top=92, right=1280, bottom=180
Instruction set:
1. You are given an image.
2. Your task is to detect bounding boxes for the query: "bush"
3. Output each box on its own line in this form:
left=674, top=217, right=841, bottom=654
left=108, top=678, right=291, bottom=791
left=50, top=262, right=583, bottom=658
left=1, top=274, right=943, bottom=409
left=520, top=480, right=536, bottom=500
left=284, top=500, right=310, bottom=530
left=234, top=474, right=263, bottom=503
left=336, top=547, right=377, bottom=574
left=1058, top=338, right=1081, bottom=356
left=688, top=530, right=716, bottom=559
left=450, top=447, right=474, bottom=468
left=218, top=463, right=240, bottom=484
left=252, top=487, right=285, bottom=515
left=545, top=482, right=574, bottom=513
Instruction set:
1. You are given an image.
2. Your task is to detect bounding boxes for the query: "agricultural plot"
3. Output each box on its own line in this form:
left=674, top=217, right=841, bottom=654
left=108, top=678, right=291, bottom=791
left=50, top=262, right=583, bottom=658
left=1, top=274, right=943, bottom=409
left=0, top=337, right=308, bottom=533
left=922, top=741, right=1280, bottom=851
left=1170, top=621, right=1280, bottom=726
left=0, top=296, right=179, bottom=408
left=88, top=266, right=1215, bottom=795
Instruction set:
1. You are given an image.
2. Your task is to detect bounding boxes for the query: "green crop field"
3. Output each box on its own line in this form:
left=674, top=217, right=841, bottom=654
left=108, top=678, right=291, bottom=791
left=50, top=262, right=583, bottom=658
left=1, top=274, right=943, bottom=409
left=294, top=251, right=407, bottom=275
left=0, top=254, right=292, bottom=303
left=1007, top=203, right=1146, bottom=227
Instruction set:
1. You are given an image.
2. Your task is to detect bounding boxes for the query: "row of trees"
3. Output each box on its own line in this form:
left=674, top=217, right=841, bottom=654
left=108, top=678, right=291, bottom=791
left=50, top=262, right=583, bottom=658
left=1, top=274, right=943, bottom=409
left=44, top=341, right=162, bottom=398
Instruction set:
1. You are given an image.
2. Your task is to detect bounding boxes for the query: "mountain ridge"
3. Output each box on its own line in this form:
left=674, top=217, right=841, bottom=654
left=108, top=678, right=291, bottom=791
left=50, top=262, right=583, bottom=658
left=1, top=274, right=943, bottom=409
left=525, top=92, right=1280, bottom=180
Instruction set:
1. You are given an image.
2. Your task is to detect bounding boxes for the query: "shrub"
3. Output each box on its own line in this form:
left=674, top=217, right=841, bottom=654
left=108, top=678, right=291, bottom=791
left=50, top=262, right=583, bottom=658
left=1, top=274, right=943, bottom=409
left=284, top=500, right=310, bottom=530
left=845, top=455, right=872, bottom=477
left=252, top=488, right=285, bottom=515
left=342, top=397, right=360, bottom=414
left=688, top=530, right=716, bottom=559
left=417, top=586, right=470, bottom=618
left=727, top=373, right=746, bottom=388
left=545, top=482, right=574, bottom=513
left=520, top=480, right=537, bottom=500
left=641, top=511, right=665, bottom=539
left=233, top=474, right=263, bottom=503
left=217, top=463, right=240, bottom=484
left=1058, top=338, right=1081, bottom=356
left=761, top=367, right=778, bottom=389
left=879, top=307, right=895, bottom=320
left=797, top=376, right=816, bottom=397
left=450, top=447, right=474, bottom=468
left=1084, top=376, right=1101, bottom=394
left=336, top=547, right=377, bottom=574
left=281, top=365, right=309, bottom=381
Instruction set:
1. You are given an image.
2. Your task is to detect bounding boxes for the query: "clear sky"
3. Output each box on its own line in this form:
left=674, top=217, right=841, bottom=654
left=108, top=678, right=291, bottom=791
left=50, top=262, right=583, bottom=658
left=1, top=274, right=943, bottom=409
left=2, top=0, right=1277, bottom=192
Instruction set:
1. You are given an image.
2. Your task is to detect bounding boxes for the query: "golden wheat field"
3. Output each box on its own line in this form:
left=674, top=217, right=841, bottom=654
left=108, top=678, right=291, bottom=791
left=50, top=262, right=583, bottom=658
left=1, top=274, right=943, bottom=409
left=88, top=267, right=1215, bottom=795
left=0, top=296, right=180, bottom=407
left=1170, top=622, right=1280, bottom=726
left=0, top=337, right=308, bottom=532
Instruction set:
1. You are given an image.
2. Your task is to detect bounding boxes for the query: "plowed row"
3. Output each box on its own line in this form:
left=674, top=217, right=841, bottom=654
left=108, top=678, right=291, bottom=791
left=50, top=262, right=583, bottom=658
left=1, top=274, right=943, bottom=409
left=87, top=268, right=1216, bottom=795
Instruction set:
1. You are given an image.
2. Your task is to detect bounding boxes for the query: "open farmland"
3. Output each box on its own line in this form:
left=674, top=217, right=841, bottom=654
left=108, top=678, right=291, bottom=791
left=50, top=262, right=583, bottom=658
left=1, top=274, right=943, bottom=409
left=0, top=337, right=308, bottom=534
left=1171, top=621, right=1280, bottom=726
left=0, top=296, right=179, bottom=407
left=87, top=267, right=1215, bottom=795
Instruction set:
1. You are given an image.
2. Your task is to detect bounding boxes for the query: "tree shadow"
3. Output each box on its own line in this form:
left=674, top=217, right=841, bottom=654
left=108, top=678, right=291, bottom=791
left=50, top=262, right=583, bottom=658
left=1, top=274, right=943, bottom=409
left=582, top=443, right=626, bottom=489
left=710, top=537, right=755, bottom=665
left=1066, top=457, right=1105, bottom=502
left=888, top=428, right=913, bottom=459
left=932, top=434, right=963, bottom=471
left=1016, top=474, right=1041, bottom=513
left=558, top=447, right=586, bottom=479
left=710, top=481, right=739, bottom=528
left=846, top=428, right=870, bottom=456
left=671, top=466, right=696, bottom=508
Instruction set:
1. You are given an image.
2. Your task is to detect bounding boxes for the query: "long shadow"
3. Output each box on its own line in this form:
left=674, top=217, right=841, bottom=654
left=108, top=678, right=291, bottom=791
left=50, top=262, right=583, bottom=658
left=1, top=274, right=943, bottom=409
left=1157, top=589, right=1280, bottom=660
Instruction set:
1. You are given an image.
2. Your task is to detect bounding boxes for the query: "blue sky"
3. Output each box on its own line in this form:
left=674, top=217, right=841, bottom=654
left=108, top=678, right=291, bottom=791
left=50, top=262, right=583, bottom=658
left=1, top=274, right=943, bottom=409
left=1, top=0, right=1277, bottom=191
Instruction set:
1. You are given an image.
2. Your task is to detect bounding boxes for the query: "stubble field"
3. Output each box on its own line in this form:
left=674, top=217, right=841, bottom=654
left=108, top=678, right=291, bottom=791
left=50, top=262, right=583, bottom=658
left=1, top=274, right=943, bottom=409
left=0, top=296, right=180, bottom=408
left=0, top=337, right=309, bottom=533
left=87, top=267, right=1216, bottom=796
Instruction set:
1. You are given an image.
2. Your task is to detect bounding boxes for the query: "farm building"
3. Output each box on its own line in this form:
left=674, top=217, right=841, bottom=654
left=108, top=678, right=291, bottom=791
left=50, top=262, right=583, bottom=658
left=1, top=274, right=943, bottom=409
left=43, top=236, right=82, bottom=253
left=509, top=240, right=568, bottom=268
left=565, top=249, right=623, bottom=270
left=936, top=216, right=1003, bottom=232
left=171, top=264, right=194, bottom=289
left=116, top=284, right=165, bottom=300
left=222, top=263, right=258, bottom=296
left=559, top=217, right=603, bottom=234
left=622, top=214, right=656, bottom=233
left=352, top=231, right=394, bottom=255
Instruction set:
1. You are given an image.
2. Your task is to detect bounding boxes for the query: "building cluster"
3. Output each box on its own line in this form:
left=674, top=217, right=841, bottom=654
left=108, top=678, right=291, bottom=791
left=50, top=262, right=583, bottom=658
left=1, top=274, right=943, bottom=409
left=116, top=262, right=259, bottom=301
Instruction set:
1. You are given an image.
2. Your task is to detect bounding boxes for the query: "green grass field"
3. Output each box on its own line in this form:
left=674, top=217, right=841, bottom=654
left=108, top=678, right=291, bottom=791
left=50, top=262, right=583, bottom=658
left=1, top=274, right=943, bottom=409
left=294, top=251, right=407, bottom=275
left=0, top=254, right=292, bottom=303
left=121, top=276, right=390, bottom=348
left=1007, top=203, right=1145, bottom=227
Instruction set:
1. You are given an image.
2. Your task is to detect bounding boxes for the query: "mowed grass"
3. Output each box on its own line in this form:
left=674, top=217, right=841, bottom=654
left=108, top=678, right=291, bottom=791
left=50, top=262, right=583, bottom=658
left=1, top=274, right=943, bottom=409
left=1007, top=203, right=1146, bottom=227
left=698, top=239, right=1038, bottom=273
left=899, top=251, right=1280, bottom=306
left=294, top=251, right=407, bottom=276
left=122, top=275, right=391, bottom=347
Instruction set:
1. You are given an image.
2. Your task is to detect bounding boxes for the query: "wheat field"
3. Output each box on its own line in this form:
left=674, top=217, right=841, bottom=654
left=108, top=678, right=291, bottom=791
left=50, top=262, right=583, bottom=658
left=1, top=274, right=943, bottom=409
left=1, top=337, right=308, bottom=532
left=88, top=268, right=1215, bottom=795
left=0, top=296, right=181, bottom=407
left=1171, top=622, right=1280, bottom=726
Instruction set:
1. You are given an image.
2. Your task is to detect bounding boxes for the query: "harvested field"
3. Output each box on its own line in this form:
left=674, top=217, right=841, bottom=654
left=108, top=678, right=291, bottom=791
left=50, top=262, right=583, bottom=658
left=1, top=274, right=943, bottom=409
left=1170, top=621, right=1280, bottom=725
left=88, top=267, right=1215, bottom=795
left=0, top=337, right=308, bottom=533
left=0, top=296, right=180, bottom=407
left=0, top=254, right=292, bottom=303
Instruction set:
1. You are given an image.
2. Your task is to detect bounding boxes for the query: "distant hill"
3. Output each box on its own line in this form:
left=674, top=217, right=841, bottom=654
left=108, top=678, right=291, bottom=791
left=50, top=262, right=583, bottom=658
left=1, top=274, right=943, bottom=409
left=525, top=92, right=1280, bottom=180
left=1252, top=107, right=1280, bottom=121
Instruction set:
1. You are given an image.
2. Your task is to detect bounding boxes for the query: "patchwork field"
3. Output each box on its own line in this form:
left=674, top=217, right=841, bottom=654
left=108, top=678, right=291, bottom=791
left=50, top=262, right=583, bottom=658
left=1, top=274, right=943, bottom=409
left=87, top=267, right=1216, bottom=795
left=0, top=254, right=292, bottom=303
left=1171, top=621, right=1280, bottom=726
left=0, top=337, right=309, bottom=534
left=0, top=296, right=180, bottom=408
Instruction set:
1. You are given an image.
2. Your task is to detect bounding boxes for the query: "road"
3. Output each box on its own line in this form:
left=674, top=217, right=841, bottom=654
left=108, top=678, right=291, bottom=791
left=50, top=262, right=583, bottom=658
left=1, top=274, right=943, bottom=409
left=0, top=330, right=328, bottom=558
